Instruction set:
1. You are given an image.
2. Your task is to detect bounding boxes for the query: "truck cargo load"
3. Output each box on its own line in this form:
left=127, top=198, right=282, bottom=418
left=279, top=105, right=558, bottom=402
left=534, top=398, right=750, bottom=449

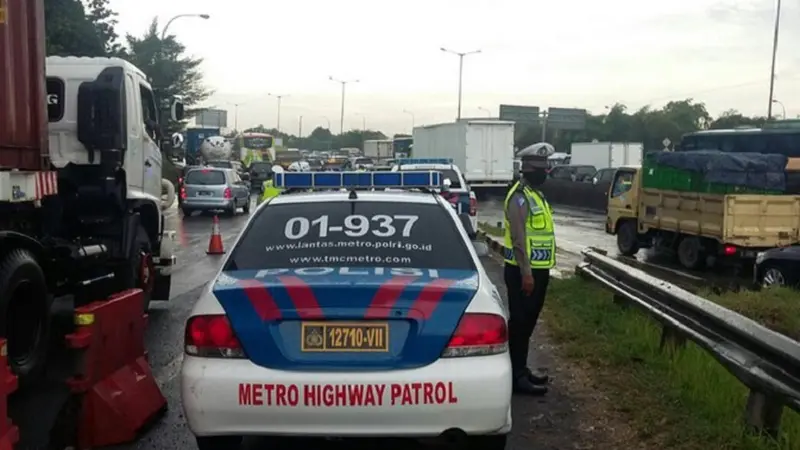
left=363, top=139, right=393, bottom=159
left=412, top=120, right=514, bottom=188
left=644, top=150, right=788, bottom=194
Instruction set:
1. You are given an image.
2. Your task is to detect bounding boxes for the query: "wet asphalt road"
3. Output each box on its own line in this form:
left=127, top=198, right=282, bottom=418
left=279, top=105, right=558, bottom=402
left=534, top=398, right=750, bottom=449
left=119, top=197, right=673, bottom=449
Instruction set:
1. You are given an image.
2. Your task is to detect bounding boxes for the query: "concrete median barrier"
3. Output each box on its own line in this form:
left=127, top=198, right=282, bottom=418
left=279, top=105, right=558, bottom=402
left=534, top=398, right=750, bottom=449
left=539, top=179, right=608, bottom=213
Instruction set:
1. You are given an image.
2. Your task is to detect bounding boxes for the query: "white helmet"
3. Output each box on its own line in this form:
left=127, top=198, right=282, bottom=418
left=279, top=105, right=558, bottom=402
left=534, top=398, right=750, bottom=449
left=298, top=161, right=311, bottom=171
left=271, top=165, right=284, bottom=174
left=287, top=162, right=302, bottom=172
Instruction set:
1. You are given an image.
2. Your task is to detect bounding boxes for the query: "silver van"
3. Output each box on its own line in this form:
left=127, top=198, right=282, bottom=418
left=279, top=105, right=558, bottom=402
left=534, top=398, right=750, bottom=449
left=180, top=168, right=250, bottom=216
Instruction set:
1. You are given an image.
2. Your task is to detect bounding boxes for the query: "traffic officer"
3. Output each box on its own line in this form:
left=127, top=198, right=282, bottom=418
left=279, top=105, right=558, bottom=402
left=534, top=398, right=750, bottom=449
left=258, top=165, right=284, bottom=205
left=502, top=142, right=556, bottom=396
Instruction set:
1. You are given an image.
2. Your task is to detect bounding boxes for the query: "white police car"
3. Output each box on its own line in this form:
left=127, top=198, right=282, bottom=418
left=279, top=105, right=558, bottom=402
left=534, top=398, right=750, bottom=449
left=180, top=171, right=511, bottom=450
left=392, top=159, right=477, bottom=233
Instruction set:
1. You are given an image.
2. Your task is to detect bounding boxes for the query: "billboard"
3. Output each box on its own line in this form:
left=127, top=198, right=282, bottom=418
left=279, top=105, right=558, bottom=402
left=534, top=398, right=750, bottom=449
left=499, top=105, right=541, bottom=123
left=195, top=109, right=228, bottom=128
left=546, top=107, right=586, bottom=130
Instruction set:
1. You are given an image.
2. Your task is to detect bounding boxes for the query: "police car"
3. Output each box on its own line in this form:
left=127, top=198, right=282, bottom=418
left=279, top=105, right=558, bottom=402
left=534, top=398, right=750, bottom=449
left=391, top=158, right=478, bottom=233
left=181, top=171, right=511, bottom=450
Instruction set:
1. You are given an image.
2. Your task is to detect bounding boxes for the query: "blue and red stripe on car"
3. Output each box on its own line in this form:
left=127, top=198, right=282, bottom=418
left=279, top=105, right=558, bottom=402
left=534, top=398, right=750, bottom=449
left=212, top=268, right=479, bottom=371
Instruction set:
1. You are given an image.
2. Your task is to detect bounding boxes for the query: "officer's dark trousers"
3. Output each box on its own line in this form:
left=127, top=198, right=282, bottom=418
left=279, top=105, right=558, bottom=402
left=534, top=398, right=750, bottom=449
left=504, top=264, right=551, bottom=376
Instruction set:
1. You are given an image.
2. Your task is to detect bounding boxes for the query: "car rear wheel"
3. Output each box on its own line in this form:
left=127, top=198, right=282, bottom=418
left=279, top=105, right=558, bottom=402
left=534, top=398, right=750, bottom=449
left=195, top=436, right=242, bottom=450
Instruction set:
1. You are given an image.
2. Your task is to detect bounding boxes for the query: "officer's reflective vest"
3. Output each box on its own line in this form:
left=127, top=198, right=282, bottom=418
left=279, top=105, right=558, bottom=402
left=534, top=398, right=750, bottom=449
left=258, top=179, right=282, bottom=205
left=502, top=182, right=556, bottom=269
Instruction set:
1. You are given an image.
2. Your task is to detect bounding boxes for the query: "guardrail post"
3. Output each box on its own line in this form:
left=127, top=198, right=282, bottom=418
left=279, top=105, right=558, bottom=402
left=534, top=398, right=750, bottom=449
left=744, top=390, right=784, bottom=438
left=659, top=326, right=686, bottom=353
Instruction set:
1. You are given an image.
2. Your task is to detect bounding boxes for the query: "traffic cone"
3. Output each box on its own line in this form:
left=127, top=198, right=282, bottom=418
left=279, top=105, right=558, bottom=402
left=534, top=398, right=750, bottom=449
left=207, top=215, right=225, bottom=255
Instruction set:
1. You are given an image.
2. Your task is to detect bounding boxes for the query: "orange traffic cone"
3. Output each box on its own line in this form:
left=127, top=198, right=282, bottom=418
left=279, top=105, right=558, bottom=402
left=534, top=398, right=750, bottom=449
left=207, top=215, right=225, bottom=255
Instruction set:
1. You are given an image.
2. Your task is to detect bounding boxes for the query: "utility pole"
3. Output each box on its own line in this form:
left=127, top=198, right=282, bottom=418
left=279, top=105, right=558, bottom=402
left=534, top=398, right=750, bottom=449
left=767, top=0, right=782, bottom=119
left=298, top=115, right=303, bottom=137
left=440, top=47, right=481, bottom=120
left=329, top=76, right=359, bottom=134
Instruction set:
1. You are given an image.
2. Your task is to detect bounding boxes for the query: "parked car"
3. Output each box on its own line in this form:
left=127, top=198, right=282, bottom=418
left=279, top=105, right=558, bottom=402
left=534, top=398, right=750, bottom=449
left=180, top=168, right=251, bottom=217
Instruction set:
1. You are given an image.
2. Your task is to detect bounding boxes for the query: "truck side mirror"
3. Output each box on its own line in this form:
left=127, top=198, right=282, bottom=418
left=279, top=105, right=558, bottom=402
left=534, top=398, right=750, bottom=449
left=77, top=66, right=128, bottom=154
left=171, top=100, right=185, bottom=121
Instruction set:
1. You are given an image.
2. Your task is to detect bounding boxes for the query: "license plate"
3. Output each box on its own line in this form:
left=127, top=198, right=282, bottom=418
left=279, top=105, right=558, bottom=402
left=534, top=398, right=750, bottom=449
left=197, top=191, right=212, bottom=196
left=301, top=322, right=389, bottom=352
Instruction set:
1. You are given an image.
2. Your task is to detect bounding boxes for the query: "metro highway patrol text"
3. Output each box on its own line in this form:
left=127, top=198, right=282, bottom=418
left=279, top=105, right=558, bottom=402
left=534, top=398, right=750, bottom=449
left=238, top=382, right=458, bottom=407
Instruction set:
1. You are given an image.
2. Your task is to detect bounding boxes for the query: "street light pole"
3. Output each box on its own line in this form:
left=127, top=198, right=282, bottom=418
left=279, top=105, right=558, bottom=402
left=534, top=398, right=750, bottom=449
left=772, top=99, right=786, bottom=119
left=268, top=93, right=289, bottom=132
left=329, top=76, right=359, bottom=135
left=161, top=13, right=210, bottom=40
left=299, top=115, right=303, bottom=137
left=440, top=47, right=481, bottom=121
left=767, top=0, right=782, bottom=119
left=403, top=109, right=415, bottom=132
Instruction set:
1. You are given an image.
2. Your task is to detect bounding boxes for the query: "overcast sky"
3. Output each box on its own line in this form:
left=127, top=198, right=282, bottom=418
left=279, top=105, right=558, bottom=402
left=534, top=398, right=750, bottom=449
left=111, top=0, right=799, bottom=136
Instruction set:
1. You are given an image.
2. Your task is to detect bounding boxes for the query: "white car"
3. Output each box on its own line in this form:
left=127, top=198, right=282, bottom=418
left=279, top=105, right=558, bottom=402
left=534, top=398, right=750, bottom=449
left=392, top=159, right=478, bottom=234
left=180, top=171, right=512, bottom=450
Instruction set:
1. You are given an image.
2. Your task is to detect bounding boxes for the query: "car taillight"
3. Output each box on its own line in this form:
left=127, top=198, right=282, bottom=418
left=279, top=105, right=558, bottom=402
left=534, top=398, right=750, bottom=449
left=469, top=191, right=477, bottom=216
left=185, top=315, right=245, bottom=358
left=180, top=187, right=186, bottom=200
left=441, top=313, right=507, bottom=358
left=223, top=187, right=232, bottom=199
left=723, top=245, right=737, bottom=256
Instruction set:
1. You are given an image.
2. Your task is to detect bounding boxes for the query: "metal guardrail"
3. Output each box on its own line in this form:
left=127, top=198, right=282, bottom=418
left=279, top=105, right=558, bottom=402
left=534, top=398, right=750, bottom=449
left=577, top=248, right=800, bottom=437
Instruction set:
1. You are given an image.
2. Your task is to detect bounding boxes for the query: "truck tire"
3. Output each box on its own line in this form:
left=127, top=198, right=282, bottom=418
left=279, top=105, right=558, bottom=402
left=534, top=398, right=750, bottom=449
left=677, top=236, right=705, bottom=270
left=116, top=226, right=155, bottom=311
left=0, top=249, right=50, bottom=387
left=616, top=221, right=639, bottom=256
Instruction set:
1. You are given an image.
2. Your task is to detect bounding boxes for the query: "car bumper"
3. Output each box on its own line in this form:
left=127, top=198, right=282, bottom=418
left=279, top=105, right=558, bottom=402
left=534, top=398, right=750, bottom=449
left=182, top=198, right=234, bottom=209
left=181, top=353, right=512, bottom=438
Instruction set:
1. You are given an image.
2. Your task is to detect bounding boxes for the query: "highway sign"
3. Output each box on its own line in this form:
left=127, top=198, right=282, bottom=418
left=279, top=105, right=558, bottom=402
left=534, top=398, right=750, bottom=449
left=546, top=107, right=587, bottom=130
left=195, top=109, right=228, bottom=128
left=499, top=105, right=541, bottom=123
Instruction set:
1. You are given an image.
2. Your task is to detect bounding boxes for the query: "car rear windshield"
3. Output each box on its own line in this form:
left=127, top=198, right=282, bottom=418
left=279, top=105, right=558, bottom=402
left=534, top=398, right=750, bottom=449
left=186, top=169, right=226, bottom=185
left=208, top=161, right=233, bottom=169
left=226, top=201, right=475, bottom=271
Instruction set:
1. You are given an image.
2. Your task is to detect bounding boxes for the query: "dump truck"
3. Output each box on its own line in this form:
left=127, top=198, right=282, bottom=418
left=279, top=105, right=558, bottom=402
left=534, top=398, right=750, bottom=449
left=0, top=0, right=180, bottom=444
left=605, top=166, right=800, bottom=270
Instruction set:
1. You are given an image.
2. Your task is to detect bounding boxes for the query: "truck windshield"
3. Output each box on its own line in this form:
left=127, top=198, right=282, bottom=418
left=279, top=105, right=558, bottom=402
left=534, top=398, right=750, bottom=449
left=243, top=137, right=273, bottom=149
left=226, top=202, right=475, bottom=270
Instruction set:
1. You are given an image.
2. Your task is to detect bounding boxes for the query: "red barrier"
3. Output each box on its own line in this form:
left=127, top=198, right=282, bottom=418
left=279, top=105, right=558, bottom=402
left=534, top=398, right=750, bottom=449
left=65, top=289, right=166, bottom=448
left=0, top=339, right=19, bottom=450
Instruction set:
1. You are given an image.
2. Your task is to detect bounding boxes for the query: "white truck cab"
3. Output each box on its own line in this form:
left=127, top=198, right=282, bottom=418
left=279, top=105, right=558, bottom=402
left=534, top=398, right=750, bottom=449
left=46, top=57, right=164, bottom=226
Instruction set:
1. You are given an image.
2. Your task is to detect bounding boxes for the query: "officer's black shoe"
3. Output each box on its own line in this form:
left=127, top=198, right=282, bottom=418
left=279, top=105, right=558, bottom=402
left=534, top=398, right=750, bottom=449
left=527, top=369, right=550, bottom=385
left=513, top=375, right=548, bottom=396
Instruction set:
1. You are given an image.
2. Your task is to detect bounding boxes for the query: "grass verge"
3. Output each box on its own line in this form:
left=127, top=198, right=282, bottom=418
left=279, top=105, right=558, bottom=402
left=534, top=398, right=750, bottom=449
left=701, top=287, right=800, bottom=341
left=478, top=221, right=503, bottom=237
left=544, top=276, right=800, bottom=450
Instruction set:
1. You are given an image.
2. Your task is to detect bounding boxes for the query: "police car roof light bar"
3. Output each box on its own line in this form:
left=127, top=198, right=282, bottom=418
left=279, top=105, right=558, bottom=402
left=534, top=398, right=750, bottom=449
left=274, top=171, right=443, bottom=190
left=396, top=158, right=453, bottom=165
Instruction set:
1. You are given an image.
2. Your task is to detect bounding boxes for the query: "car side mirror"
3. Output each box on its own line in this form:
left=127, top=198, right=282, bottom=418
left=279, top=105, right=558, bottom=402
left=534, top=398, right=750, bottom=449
left=77, top=66, right=127, bottom=157
left=471, top=240, right=489, bottom=257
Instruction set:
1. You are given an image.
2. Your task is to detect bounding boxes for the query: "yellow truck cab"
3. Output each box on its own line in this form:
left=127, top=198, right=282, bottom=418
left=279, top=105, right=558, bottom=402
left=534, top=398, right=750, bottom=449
left=605, top=166, right=800, bottom=270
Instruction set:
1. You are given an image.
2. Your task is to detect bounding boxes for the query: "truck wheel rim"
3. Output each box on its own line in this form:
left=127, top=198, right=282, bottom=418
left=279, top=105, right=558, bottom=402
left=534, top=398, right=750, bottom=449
left=763, top=268, right=785, bottom=287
